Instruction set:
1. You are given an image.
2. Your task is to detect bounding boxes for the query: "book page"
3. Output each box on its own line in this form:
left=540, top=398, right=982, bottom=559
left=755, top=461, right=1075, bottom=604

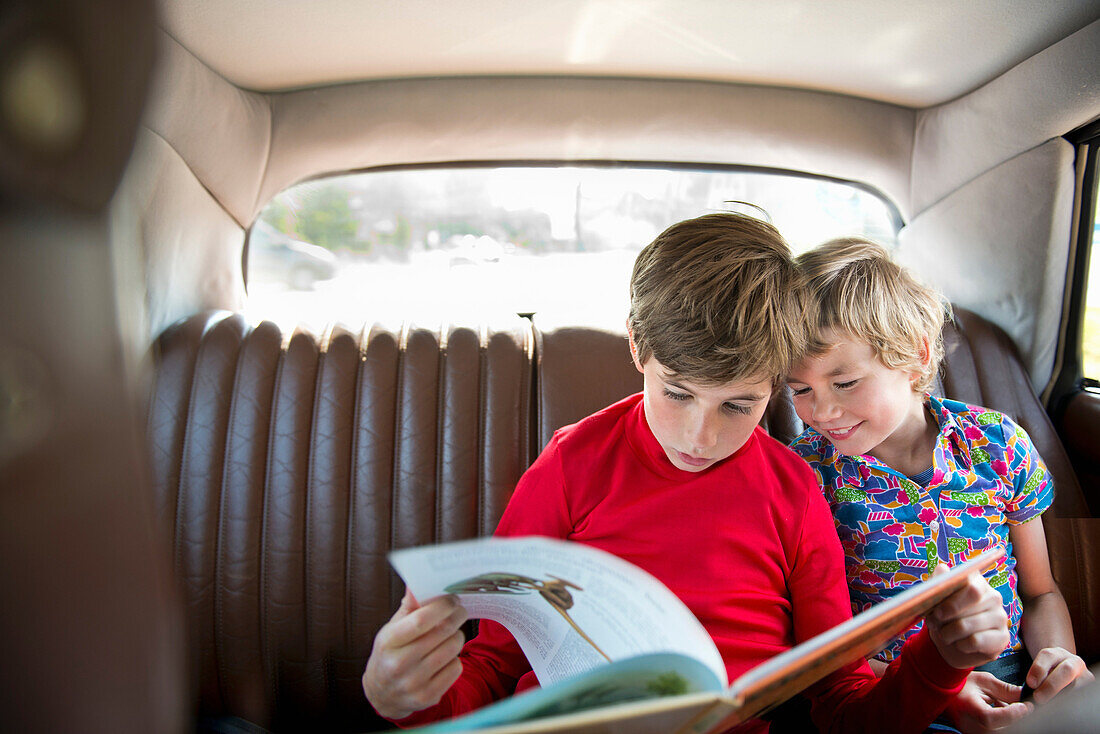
left=389, top=537, right=726, bottom=687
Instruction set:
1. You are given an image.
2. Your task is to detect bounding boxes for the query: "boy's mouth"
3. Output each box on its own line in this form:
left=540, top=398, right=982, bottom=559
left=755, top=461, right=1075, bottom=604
left=824, top=424, right=860, bottom=441
left=675, top=450, right=711, bottom=467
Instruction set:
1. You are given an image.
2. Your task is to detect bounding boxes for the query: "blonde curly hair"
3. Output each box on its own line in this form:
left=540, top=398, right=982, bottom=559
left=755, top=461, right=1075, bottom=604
left=794, top=237, right=950, bottom=393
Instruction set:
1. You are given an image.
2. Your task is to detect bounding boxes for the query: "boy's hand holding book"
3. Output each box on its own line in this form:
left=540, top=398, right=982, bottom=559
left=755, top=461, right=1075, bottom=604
left=363, top=589, right=470, bottom=720
left=924, top=564, right=1011, bottom=670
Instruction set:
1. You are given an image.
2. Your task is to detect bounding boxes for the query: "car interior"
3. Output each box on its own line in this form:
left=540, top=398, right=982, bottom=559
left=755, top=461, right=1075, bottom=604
left=2, top=1, right=1099, bottom=732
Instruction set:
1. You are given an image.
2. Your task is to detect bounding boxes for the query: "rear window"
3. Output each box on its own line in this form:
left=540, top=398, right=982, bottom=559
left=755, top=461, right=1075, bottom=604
left=245, top=165, right=900, bottom=332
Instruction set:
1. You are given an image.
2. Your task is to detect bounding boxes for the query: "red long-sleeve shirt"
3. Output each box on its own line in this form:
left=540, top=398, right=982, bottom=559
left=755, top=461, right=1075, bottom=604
left=390, top=394, right=966, bottom=732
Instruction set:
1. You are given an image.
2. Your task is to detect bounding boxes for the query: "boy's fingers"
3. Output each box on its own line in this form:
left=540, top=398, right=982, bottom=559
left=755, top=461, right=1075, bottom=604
left=417, top=628, right=467, bottom=685
left=930, top=573, right=996, bottom=623
left=390, top=596, right=468, bottom=648
left=364, top=615, right=467, bottom=713
left=394, top=641, right=466, bottom=714
left=928, top=573, right=967, bottom=623
left=932, top=606, right=1008, bottom=647
left=381, top=595, right=467, bottom=650
left=1027, top=652, right=1091, bottom=704
left=976, top=673, right=1022, bottom=704
left=1025, top=649, right=1057, bottom=690
left=420, top=657, right=465, bottom=707
left=950, top=673, right=1033, bottom=732
left=362, top=594, right=469, bottom=720
left=398, top=587, right=420, bottom=612
left=929, top=606, right=1010, bottom=669
left=953, top=627, right=1011, bottom=660
left=974, top=701, right=1031, bottom=729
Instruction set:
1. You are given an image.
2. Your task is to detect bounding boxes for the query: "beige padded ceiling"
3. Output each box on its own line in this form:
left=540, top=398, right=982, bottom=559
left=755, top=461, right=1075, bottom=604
left=158, top=0, right=1100, bottom=107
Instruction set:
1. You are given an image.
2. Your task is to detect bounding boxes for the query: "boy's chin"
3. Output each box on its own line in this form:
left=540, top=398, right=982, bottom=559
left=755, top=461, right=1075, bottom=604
left=825, top=438, right=876, bottom=458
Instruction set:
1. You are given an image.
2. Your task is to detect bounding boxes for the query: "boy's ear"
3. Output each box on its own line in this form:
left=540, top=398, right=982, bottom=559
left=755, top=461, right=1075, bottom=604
left=910, top=337, right=932, bottom=388
left=627, top=330, right=645, bottom=373
left=918, top=336, right=931, bottom=367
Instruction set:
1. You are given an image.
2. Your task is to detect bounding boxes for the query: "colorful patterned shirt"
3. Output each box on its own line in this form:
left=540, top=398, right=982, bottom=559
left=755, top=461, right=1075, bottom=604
left=789, top=395, right=1054, bottom=661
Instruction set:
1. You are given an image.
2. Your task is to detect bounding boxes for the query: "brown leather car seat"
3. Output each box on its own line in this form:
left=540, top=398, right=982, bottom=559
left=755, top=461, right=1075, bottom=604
left=148, top=312, right=534, bottom=731
left=149, top=305, right=1095, bottom=731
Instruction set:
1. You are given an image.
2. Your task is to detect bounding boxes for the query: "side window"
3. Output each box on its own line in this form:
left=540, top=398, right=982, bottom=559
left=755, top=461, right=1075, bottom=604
left=243, top=165, right=901, bottom=333
left=1084, top=183, right=1100, bottom=380
left=1051, top=121, right=1100, bottom=403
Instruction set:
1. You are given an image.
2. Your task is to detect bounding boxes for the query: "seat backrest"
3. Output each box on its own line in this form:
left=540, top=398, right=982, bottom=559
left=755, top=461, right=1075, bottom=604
left=533, top=326, right=805, bottom=449
left=148, top=306, right=1093, bottom=731
left=534, top=326, right=638, bottom=448
left=148, top=312, right=533, bottom=731
left=937, top=307, right=1088, bottom=517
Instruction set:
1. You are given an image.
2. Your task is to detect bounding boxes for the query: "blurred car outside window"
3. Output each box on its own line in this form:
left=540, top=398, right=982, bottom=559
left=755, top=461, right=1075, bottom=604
left=248, top=220, right=337, bottom=290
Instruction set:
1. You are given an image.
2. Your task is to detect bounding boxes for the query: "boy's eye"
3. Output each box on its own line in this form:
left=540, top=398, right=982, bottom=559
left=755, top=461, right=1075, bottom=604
left=835, top=379, right=858, bottom=390
left=663, top=388, right=690, bottom=402
left=788, top=385, right=810, bottom=396
left=724, top=402, right=752, bottom=416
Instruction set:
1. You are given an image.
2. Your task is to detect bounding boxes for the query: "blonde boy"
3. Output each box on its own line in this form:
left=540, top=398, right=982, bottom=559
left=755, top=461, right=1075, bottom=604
left=787, top=237, right=1094, bottom=731
left=365, top=216, right=1011, bottom=733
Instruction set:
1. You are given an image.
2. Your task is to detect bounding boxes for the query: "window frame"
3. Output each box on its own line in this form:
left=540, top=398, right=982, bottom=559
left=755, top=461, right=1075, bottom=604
left=1049, top=120, right=1100, bottom=413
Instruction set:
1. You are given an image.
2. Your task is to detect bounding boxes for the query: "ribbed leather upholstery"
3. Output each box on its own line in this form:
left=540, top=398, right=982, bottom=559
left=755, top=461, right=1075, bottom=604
left=533, top=325, right=807, bottom=449
left=534, top=326, right=638, bottom=449
left=1044, top=518, right=1100, bottom=663
left=937, top=308, right=1087, bottom=517
left=149, top=312, right=534, bottom=732
left=149, top=307, right=1094, bottom=732
left=1062, top=392, right=1100, bottom=516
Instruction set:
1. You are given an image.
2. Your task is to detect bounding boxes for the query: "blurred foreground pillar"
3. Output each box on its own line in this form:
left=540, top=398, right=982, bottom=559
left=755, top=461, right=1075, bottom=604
left=0, top=1, right=189, bottom=732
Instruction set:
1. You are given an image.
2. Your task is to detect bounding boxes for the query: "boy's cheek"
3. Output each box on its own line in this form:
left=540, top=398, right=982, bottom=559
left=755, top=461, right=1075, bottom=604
left=788, top=396, right=812, bottom=425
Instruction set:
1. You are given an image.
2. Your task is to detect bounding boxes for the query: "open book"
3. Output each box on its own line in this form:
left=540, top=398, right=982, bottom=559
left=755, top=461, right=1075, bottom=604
left=389, top=537, right=1004, bottom=734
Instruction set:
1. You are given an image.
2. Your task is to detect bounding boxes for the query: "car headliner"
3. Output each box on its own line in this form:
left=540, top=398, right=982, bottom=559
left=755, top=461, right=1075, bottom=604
left=159, top=0, right=1100, bottom=107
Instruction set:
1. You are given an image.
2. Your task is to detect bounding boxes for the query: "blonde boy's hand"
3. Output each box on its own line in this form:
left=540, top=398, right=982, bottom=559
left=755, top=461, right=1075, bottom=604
left=1024, top=646, right=1094, bottom=704
left=362, top=589, right=469, bottom=720
left=924, top=565, right=1010, bottom=670
left=945, top=671, right=1032, bottom=732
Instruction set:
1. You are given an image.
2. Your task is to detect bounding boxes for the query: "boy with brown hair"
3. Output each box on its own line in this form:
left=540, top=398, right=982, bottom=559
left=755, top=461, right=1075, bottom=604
left=363, top=214, right=1011, bottom=733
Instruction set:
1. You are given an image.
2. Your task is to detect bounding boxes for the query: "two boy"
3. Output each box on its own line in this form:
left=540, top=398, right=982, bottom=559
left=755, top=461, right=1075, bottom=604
left=362, top=213, right=1013, bottom=733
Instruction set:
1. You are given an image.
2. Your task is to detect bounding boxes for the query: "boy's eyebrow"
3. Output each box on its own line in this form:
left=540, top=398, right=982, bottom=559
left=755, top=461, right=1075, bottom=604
left=661, top=375, right=695, bottom=392
left=785, top=361, right=855, bottom=383
left=727, top=391, right=770, bottom=402
left=663, top=376, right=769, bottom=402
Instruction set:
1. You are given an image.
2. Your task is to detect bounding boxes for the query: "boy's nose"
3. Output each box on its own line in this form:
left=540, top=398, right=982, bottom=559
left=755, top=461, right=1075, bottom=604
left=812, top=396, right=842, bottom=423
left=687, top=412, right=719, bottom=451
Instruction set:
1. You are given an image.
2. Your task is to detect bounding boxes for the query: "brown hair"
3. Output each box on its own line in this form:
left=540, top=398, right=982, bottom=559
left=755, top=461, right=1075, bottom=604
left=795, top=237, right=950, bottom=393
left=628, top=212, right=805, bottom=385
